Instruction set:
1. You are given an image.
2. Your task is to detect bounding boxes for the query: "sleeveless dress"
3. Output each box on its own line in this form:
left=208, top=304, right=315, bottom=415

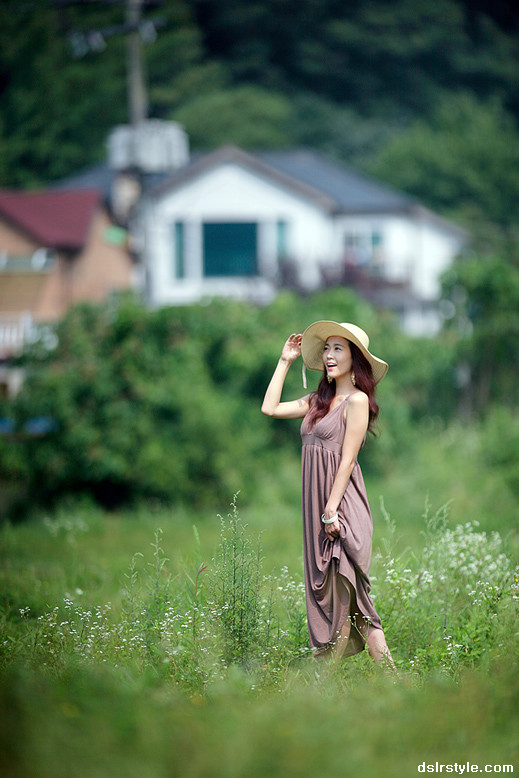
left=300, top=393, right=383, bottom=656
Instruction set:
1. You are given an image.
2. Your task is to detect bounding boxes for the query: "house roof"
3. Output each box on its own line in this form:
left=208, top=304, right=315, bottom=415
left=49, top=162, right=168, bottom=198
left=257, top=149, right=417, bottom=214
left=148, top=146, right=339, bottom=212
left=0, top=189, right=101, bottom=250
left=50, top=164, right=117, bottom=194
left=52, top=146, right=418, bottom=216
left=48, top=145, right=466, bottom=237
left=146, top=145, right=420, bottom=216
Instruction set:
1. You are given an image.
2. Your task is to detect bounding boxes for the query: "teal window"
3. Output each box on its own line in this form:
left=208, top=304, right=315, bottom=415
left=203, top=222, right=257, bottom=277
left=371, top=230, right=383, bottom=248
left=173, top=222, right=185, bottom=279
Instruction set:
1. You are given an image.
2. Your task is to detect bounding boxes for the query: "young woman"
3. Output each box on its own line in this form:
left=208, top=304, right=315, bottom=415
left=262, top=320, right=395, bottom=666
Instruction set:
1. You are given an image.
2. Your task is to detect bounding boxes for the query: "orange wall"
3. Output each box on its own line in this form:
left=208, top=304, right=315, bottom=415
left=70, top=210, right=134, bottom=304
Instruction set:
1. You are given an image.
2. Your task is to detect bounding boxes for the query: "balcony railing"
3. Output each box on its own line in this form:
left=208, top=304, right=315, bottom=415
left=0, top=313, right=34, bottom=358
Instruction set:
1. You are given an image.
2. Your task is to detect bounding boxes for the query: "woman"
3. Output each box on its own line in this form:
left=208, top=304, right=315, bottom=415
left=261, top=320, right=395, bottom=666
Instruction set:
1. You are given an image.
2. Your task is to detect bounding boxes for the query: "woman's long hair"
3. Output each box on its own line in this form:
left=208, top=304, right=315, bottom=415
left=305, top=341, right=380, bottom=435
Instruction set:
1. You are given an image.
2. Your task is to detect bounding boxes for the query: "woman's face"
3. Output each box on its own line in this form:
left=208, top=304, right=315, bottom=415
left=322, top=336, right=352, bottom=381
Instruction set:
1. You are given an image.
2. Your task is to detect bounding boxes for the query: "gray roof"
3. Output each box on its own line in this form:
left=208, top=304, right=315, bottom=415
left=50, top=146, right=416, bottom=215
left=49, top=163, right=116, bottom=194
left=257, top=149, right=417, bottom=214
left=48, top=145, right=465, bottom=237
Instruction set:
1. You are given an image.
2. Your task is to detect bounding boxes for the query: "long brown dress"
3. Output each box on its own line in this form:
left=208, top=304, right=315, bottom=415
left=300, top=392, right=383, bottom=656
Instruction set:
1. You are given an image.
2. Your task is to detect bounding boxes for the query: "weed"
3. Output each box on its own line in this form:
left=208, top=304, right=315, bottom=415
left=209, top=493, right=263, bottom=666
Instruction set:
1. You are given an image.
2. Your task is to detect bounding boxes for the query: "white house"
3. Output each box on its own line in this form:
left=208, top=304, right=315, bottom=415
left=55, top=121, right=467, bottom=335
left=135, top=141, right=466, bottom=335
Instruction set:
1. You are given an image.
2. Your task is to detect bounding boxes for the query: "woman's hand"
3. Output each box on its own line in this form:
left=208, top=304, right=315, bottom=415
left=323, top=506, right=340, bottom=540
left=280, top=333, right=302, bottom=364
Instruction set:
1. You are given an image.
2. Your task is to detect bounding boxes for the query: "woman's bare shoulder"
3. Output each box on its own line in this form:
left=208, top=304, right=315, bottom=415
left=348, top=390, right=369, bottom=408
left=343, top=390, right=368, bottom=422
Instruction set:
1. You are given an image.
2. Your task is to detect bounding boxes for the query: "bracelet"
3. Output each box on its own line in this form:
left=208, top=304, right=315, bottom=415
left=321, top=513, right=338, bottom=524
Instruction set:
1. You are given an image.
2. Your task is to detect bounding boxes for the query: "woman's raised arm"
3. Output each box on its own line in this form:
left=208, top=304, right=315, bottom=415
left=261, top=333, right=310, bottom=419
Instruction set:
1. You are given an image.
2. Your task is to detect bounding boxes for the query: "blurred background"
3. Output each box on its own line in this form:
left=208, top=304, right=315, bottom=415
left=0, top=0, right=518, bottom=530
left=0, top=3, right=518, bottom=775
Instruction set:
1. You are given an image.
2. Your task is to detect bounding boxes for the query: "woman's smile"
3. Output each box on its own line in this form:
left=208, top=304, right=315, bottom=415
left=323, top=336, right=352, bottom=380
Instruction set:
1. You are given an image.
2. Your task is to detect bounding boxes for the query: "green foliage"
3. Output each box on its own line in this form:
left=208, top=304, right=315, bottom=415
left=0, top=496, right=517, bottom=778
left=0, top=658, right=518, bottom=778
left=0, top=0, right=209, bottom=186
left=6, top=296, right=278, bottom=511
left=367, top=93, right=519, bottom=232
left=190, top=0, right=519, bottom=119
left=479, top=406, right=519, bottom=499
left=3, top=289, right=392, bottom=513
left=441, top=252, right=519, bottom=412
left=0, top=1, right=127, bottom=186
left=2, top=497, right=517, bottom=687
left=2, top=0, right=519, bottom=195
left=290, top=92, right=401, bottom=168
left=175, top=85, right=293, bottom=148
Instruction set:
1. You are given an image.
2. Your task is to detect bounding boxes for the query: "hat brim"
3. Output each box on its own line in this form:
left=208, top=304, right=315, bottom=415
left=301, top=321, right=388, bottom=384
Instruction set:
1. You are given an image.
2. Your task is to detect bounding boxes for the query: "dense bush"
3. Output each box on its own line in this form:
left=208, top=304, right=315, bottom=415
left=3, top=276, right=516, bottom=517
left=0, top=289, right=410, bottom=513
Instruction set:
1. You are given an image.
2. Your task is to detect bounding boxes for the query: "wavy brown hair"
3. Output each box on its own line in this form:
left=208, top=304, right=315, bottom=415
left=305, top=341, right=380, bottom=435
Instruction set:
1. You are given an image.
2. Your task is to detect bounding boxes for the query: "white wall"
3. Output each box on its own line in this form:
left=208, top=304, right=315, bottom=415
left=414, top=219, right=463, bottom=299
left=142, top=163, right=335, bottom=305
left=335, top=215, right=463, bottom=300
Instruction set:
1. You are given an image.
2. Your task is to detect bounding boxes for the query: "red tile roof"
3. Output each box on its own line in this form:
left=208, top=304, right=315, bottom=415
left=0, top=189, right=101, bottom=250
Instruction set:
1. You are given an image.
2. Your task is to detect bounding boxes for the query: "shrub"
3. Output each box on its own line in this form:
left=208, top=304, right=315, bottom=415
left=373, top=499, right=519, bottom=678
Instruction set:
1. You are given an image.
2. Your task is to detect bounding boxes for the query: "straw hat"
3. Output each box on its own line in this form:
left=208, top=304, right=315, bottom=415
left=301, top=321, right=388, bottom=384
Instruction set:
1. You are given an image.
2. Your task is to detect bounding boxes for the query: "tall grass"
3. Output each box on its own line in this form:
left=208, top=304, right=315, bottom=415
left=1, top=497, right=518, bottom=776
left=2, top=497, right=517, bottom=686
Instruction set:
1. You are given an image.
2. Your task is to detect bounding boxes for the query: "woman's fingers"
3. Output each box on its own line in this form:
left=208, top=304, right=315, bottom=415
left=325, top=521, right=340, bottom=540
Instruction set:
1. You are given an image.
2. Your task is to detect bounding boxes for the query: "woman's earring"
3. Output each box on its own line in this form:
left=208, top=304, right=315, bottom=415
left=350, top=371, right=356, bottom=386
left=327, top=374, right=332, bottom=384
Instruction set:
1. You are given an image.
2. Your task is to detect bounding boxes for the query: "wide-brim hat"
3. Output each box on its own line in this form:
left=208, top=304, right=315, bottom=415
left=301, top=321, right=388, bottom=384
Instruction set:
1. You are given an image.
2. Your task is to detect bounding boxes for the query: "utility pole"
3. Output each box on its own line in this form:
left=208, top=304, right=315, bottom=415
left=126, top=0, right=147, bottom=125
left=60, top=0, right=165, bottom=126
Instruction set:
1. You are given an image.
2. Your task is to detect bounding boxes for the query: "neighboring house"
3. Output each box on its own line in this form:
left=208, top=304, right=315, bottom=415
left=136, top=142, right=466, bottom=335
left=0, top=188, right=135, bottom=369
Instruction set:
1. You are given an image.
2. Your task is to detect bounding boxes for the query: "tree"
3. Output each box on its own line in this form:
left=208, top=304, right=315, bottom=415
left=175, top=85, right=293, bottom=149
left=6, top=297, right=271, bottom=511
left=367, top=93, right=519, bottom=237
left=190, top=0, right=519, bottom=119
left=441, top=252, right=519, bottom=415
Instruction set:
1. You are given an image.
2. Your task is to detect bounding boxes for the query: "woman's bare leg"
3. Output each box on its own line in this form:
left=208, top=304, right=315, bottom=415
left=332, top=618, right=352, bottom=661
left=366, top=628, right=397, bottom=671
left=331, top=577, right=355, bottom=661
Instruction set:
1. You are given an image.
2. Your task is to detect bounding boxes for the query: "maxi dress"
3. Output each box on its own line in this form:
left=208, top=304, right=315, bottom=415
left=300, top=392, right=383, bottom=656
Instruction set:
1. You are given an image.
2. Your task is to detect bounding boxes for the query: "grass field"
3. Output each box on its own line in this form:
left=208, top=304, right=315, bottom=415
left=1, top=477, right=518, bottom=778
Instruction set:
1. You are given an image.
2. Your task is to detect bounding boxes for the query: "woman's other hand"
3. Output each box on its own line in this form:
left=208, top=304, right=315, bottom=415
left=323, top=507, right=340, bottom=540
left=324, top=520, right=340, bottom=540
left=280, top=333, right=302, bottom=364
